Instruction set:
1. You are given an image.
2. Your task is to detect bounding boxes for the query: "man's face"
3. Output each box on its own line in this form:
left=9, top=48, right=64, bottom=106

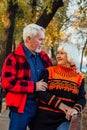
left=26, top=30, right=45, bottom=53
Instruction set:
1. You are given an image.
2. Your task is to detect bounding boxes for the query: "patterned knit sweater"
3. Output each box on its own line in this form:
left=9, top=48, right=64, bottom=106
left=37, top=65, right=86, bottom=113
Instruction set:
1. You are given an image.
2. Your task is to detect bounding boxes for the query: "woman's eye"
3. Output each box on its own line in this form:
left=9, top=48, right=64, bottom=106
left=61, top=52, right=64, bottom=54
left=57, top=52, right=64, bottom=54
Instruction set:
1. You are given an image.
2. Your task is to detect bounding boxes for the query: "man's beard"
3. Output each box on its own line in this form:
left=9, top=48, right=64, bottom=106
left=35, top=47, right=42, bottom=53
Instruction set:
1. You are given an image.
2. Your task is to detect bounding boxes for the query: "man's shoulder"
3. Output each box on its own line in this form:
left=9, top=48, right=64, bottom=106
left=40, top=50, right=51, bottom=58
left=4, top=53, right=17, bottom=65
left=5, top=52, right=14, bottom=59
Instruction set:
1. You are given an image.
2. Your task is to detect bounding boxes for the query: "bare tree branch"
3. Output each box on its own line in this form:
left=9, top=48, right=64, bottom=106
left=36, top=0, right=64, bottom=28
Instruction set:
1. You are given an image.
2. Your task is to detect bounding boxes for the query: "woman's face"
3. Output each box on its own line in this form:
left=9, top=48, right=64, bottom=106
left=56, top=48, right=70, bottom=67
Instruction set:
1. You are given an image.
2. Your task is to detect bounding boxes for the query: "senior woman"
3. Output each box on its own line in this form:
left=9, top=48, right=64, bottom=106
left=32, top=43, right=86, bottom=130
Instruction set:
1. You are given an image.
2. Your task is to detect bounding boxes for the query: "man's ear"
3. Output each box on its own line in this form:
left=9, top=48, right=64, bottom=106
left=26, top=36, right=31, bottom=42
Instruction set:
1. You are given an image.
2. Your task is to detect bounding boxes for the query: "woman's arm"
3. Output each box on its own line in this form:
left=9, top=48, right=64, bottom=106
left=73, top=79, right=86, bottom=112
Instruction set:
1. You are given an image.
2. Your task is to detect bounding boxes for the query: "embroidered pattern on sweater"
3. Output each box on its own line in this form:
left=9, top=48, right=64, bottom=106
left=48, top=79, right=79, bottom=95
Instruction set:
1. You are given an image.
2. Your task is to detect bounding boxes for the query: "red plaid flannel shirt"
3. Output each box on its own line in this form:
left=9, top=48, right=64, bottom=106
left=1, top=42, right=52, bottom=113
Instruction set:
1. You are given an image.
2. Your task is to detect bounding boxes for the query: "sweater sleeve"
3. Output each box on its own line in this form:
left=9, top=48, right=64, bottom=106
left=73, top=79, right=86, bottom=112
left=37, top=69, right=62, bottom=109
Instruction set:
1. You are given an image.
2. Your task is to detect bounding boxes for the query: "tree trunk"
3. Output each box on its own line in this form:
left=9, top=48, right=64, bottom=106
left=36, top=0, right=63, bottom=28
left=3, top=0, right=18, bottom=57
left=80, top=39, right=87, bottom=71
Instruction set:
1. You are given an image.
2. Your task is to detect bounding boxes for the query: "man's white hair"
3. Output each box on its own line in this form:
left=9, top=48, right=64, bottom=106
left=57, top=43, right=79, bottom=68
left=23, top=23, right=45, bottom=41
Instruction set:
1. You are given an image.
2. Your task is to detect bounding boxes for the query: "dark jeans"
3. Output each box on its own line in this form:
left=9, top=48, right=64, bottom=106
left=9, top=100, right=37, bottom=130
left=56, top=121, right=70, bottom=130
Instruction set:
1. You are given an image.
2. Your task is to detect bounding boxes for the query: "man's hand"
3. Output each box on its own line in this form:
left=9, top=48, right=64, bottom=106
left=36, top=79, right=47, bottom=91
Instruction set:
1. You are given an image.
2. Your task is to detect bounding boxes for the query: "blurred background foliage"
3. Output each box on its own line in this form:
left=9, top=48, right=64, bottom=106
left=0, top=0, right=87, bottom=73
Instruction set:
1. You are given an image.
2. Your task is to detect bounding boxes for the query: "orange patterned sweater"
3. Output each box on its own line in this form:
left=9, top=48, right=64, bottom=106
left=37, top=65, right=86, bottom=113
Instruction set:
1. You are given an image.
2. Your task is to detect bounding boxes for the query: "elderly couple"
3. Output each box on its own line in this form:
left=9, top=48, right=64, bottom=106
left=1, top=24, right=86, bottom=130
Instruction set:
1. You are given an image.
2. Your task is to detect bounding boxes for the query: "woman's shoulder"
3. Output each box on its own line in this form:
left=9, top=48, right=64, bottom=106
left=46, top=66, right=55, bottom=71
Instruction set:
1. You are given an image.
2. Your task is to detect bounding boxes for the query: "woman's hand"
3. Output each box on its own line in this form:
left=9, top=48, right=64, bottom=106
left=59, top=103, right=78, bottom=120
left=59, top=103, right=71, bottom=114
left=66, top=108, right=78, bottom=120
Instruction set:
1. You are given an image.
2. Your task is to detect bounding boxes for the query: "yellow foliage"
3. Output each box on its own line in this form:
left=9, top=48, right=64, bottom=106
left=18, top=0, right=27, bottom=9
left=1, top=14, right=11, bottom=28
left=59, top=31, right=66, bottom=37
